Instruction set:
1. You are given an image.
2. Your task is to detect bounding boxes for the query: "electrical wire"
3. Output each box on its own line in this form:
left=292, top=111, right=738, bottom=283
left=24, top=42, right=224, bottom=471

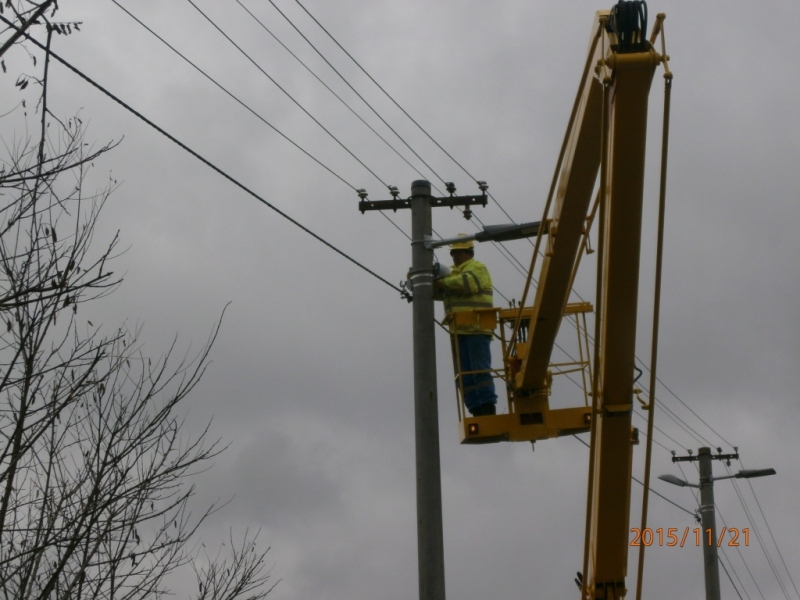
left=738, top=468, right=800, bottom=599
left=234, top=0, right=429, bottom=188
left=184, top=0, right=392, bottom=190
left=729, top=477, right=791, bottom=599
left=107, top=0, right=357, bottom=192
left=719, top=553, right=747, bottom=600
left=259, top=0, right=543, bottom=315
left=727, top=462, right=799, bottom=599
left=265, top=0, right=449, bottom=187
left=9, top=14, right=788, bottom=599
left=238, top=2, right=557, bottom=309
left=111, top=0, right=415, bottom=245
left=115, top=2, right=524, bottom=307
left=716, top=500, right=768, bottom=600
left=0, top=15, right=406, bottom=300
left=633, top=382, right=716, bottom=449
left=65, top=8, right=760, bottom=564
left=720, top=544, right=753, bottom=600
left=635, top=355, right=736, bottom=450
left=200, top=9, right=787, bottom=595
left=289, top=0, right=524, bottom=228
left=235, top=1, right=537, bottom=284
left=279, top=0, right=744, bottom=479
left=572, top=434, right=695, bottom=518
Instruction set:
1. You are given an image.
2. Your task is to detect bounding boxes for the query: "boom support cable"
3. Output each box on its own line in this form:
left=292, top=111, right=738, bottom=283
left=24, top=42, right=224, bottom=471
left=635, top=67, right=673, bottom=600
left=582, top=70, right=611, bottom=600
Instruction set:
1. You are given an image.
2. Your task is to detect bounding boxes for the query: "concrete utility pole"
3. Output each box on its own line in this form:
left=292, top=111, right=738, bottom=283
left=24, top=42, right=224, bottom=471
left=409, top=180, right=445, bottom=600
left=358, top=179, right=488, bottom=600
left=697, top=448, right=722, bottom=600
left=660, top=448, right=776, bottom=600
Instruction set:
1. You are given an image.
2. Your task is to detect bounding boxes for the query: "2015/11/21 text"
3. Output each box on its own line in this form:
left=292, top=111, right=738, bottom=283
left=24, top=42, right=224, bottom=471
left=630, top=527, right=749, bottom=547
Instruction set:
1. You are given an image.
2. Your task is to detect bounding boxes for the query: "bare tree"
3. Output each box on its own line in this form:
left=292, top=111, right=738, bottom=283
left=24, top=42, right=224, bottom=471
left=0, top=8, right=274, bottom=600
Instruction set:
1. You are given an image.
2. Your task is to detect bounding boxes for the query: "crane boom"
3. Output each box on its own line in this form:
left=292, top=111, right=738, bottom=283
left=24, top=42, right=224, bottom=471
left=444, top=4, right=669, bottom=597
left=511, top=9, right=661, bottom=598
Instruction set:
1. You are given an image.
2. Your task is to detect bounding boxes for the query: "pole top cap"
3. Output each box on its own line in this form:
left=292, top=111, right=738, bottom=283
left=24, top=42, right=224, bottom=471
left=411, top=180, right=431, bottom=196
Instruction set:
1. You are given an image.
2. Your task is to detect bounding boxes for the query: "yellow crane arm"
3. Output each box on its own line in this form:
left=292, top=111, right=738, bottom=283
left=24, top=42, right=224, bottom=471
left=512, top=9, right=662, bottom=598
left=514, top=15, right=606, bottom=393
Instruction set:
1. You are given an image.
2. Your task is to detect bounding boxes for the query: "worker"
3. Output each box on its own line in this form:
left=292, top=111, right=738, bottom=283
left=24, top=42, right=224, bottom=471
left=434, top=235, right=498, bottom=416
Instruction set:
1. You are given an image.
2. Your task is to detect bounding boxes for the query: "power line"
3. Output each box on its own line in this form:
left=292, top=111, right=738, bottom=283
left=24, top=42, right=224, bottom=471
left=217, top=9, right=787, bottom=594
left=0, top=15, right=405, bottom=299
left=719, top=553, right=747, bottom=600
left=716, top=501, right=768, bottom=600
left=9, top=16, right=776, bottom=597
left=729, top=477, right=791, bottom=599
left=108, top=0, right=357, bottom=192
left=281, top=0, right=741, bottom=478
left=264, top=0, right=448, bottom=187
left=254, top=1, right=536, bottom=285
left=738, top=467, right=800, bottom=599
left=243, top=7, right=526, bottom=276
left=106, top=3, right=735, bottom=474
left=727, top=462, right=799, bottom=599
left=242, top=1, right=568, bottom=316
left=635, top=354, right=736, bottom=451
left=289, top=0, right=524, bottom=227
left=235, top=0, right=431, bottom=188
left=184, top=0, right=392, bottom=190
left=572, top=434, right=696, bottom=518
left=112, top=0, right=412, bottom=245
left=720, top=545, right=754, bottom=600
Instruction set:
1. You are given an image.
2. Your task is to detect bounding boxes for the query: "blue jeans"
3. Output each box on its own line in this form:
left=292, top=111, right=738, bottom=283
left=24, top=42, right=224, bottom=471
left=455, top=334, right=497, bottom=413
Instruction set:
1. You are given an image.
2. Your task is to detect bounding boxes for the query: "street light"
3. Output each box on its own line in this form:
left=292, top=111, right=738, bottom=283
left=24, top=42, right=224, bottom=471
left=657, top=467, right=777, bottom=487
left=657, top=473, right=691, bottom=487
left=424, top=221, right=547, bottom=249
left=659, top=448, right=776, bottom=600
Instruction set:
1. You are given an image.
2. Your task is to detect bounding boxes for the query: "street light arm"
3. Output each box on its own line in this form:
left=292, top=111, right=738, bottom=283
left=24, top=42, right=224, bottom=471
left=474, top=221, right=547, bottom=243
left=714, top=468, right=777, bottom=482
left=657, top=474, right=699, bottom=488
left=661, top=468, right=777, bottom=485
left=425, top=221, right=546, bottom=249
left=735, top=468, right=776, bottom=479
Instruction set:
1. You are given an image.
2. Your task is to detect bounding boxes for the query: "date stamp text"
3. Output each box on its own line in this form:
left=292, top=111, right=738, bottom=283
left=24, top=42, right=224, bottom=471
left=630, top=527, right=750, bottom=547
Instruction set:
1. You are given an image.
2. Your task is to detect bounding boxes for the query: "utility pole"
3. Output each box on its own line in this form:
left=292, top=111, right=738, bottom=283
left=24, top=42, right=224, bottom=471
left=358, top=179, right=488, bottom=600
left=660, top=448, right=776, bottom=600
left=409, top=180, right=445, bottom=600
left=697, top=447, right=723, bottom=600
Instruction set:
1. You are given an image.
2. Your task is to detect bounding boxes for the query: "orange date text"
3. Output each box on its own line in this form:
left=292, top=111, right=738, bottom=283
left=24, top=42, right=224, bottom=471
left=630, top=527, right=749, bottom=547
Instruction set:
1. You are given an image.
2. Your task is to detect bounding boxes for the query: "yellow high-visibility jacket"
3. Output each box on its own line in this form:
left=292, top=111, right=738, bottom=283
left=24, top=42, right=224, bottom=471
left=434, top=258, right=494, bottom=335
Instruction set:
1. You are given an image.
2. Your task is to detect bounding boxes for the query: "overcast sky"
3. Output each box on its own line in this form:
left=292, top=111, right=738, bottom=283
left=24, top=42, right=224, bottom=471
left=3, top=0, right=799, bottom=598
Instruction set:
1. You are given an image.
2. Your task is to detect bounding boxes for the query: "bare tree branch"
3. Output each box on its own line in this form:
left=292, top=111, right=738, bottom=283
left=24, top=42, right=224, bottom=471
left=0, top=15, right=274, bottom=600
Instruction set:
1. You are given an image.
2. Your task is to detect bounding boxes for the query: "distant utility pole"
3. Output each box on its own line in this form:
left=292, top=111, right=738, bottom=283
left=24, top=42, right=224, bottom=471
left=358, top=179, right=488, bottom=600
left=659, top=447, right=776, bottom=600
